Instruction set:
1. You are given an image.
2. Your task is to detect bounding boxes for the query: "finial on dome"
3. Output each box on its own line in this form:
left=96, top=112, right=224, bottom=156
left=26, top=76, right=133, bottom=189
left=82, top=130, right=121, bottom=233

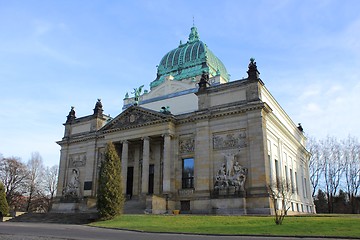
left=188, top=24, right=199, bottom=43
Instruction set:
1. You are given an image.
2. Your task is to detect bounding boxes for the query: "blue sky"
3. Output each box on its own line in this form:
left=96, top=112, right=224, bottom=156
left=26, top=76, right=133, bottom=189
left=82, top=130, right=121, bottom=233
left=1, top=0, right=359, bottom=167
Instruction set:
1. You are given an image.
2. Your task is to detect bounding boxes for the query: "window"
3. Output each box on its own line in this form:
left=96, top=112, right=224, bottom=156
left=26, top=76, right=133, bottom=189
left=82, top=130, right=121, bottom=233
left=182, top=158, right=194, bottom=189
left=295, top=171, right=299, bottom=194
left=181, top=200, right=191, bottom=212
left=268, top=155, right=272, bottom=181
left=275, top=160, right=279, bottom=184
left=290, top=169, right=294, bottom=193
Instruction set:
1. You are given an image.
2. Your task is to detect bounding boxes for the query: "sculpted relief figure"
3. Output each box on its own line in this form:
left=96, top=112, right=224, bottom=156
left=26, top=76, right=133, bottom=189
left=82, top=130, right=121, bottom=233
left=214, top=152, right=248, bottom=193
left=63, top=168, right=80, bottom=198
left=232, top=161, right=248, bottom=191
left=223, top=153, right=236, bottom=176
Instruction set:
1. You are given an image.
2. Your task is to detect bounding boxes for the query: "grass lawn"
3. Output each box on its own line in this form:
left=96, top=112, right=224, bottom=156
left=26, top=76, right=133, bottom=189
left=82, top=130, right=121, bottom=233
left=90, top=214, right=360, bottom=238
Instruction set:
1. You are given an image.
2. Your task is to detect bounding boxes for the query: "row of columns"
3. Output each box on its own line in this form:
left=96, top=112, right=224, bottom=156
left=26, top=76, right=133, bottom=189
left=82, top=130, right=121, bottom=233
left=120, top=134, right=171, bottom=195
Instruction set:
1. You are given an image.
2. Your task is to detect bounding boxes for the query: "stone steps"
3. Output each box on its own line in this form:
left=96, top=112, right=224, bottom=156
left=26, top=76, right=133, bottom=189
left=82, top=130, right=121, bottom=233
left=8, top=212, right=99, bottom=224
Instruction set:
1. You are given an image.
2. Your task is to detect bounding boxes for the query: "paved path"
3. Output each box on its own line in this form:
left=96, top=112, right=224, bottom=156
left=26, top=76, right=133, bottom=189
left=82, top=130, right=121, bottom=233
left=0, top=222, right=352, bottom=240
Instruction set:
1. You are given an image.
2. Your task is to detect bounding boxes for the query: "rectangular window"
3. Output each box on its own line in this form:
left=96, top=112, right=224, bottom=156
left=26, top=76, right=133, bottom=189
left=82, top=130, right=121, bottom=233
left=181, top=200, right=191, bottom=212
left=295, top=172, right=299, bottom=194
left=290, top=169, right=294, bottom=193
left=84, top=181, right=92, bottom=190
left=285, top=166, right=288, bottom=186
left=268, top=155, right=272, bottom=182
left=182, top=158, right=194, bottom=189
left=275, top=160, right=279, bottom=184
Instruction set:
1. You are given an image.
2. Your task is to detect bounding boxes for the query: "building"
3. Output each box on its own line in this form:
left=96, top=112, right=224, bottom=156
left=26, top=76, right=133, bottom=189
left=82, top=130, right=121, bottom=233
left=53, top=26, right=315, bottom=215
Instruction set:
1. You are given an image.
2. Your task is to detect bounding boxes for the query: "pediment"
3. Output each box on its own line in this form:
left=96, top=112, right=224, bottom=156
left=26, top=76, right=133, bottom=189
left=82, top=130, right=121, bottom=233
left=102, top=106, right=173, bottom=132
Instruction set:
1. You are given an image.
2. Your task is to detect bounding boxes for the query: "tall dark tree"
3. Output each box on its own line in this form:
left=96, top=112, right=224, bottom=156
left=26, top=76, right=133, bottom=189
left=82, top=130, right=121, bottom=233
left=314, top=189, right=328, bottom=213
left=0, top=182, right=9, bottom=216
left=97, top=142, right=124, bottom=219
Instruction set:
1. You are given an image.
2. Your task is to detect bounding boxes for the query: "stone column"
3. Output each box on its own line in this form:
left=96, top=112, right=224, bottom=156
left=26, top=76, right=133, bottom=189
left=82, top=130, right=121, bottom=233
left=121, top=140, right=129, bottom=195
left=163, top=134, right=171, bottom=193
left=141, top=137, right=150, bottom=194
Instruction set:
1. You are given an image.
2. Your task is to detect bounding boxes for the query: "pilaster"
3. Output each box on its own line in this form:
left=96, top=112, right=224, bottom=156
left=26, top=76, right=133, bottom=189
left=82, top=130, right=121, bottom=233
left=121, top=140, right=129, bottom=194
left=141, top=137, right=150, bottom=194
left=163, top=134, right=171, bottom=193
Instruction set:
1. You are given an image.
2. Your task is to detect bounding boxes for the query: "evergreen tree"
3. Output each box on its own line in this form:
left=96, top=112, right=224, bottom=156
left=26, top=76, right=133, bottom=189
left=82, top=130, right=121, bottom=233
left=0, top=182, right=9, bottom=216
left=314, top=189, right=328, bottom=213
left=97, top=142, right=124, bottom=219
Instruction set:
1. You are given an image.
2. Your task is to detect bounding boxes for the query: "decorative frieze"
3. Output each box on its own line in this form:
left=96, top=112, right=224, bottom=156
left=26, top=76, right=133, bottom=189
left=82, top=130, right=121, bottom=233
left=179, top=137, right=195, bottom=154
left=213, top=130, right=246, bottom=150
left=69, top=153, right=86, bottom=167
left=178, top=189, right=194, bottom=196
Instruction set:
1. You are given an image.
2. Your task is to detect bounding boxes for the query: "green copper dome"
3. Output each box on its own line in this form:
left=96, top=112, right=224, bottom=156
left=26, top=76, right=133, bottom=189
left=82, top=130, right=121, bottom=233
left=150, top=26, right=230, bottom=89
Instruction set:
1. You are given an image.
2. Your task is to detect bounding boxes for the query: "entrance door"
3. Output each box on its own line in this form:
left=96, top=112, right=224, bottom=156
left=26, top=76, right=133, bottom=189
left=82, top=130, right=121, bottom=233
left=148, top=164, right=154, bottom=194
left=126, top=167, right=134, bottom=198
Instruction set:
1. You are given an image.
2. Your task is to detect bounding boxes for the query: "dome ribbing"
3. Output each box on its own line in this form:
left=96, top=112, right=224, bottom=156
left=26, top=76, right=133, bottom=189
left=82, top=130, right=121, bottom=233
left=150, top=26, right=229, bottom=89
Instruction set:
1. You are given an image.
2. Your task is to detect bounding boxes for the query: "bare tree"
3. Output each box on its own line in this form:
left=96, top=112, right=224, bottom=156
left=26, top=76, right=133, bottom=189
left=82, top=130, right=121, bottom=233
left=0, top=156, right=29, bottom=209
left=25, top=152, right=45, bottom=212
left=43, top=165, right=58, bottom=211
left=268, top=177, right=293, bottom=225
left=342, top=136, right=360, bottom=213
left=321, top=137, right=344, bottom=213
left=308, top=137, right=323, bottom=197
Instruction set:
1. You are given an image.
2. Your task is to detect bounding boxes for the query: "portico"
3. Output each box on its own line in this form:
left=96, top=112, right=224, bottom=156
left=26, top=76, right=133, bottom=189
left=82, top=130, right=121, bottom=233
left=116, top=132, right=173, bottom=199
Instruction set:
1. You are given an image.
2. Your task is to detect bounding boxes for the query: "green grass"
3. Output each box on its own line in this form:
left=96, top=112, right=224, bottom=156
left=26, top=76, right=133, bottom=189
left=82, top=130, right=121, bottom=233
left=90, top=214, right=360, bottom=238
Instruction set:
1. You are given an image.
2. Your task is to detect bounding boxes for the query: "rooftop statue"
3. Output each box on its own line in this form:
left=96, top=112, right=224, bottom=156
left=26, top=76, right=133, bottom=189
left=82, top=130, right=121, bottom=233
left=132, top=85, right=144, bottom=106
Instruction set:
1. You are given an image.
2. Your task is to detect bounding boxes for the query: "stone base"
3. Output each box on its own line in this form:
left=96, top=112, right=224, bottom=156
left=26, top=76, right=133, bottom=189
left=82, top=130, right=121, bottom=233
left=210, top=197, right=247, bottom=215
left=51, top=197, right=97, bottom=213
left=51, top=202, right=79, bottom=213
left=145, top=195, right=175, bottom=214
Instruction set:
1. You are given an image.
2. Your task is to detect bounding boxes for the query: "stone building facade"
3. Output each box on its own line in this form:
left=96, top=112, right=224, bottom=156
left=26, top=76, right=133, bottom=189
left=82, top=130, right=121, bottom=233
left=53, top=26, right=315, bottom=215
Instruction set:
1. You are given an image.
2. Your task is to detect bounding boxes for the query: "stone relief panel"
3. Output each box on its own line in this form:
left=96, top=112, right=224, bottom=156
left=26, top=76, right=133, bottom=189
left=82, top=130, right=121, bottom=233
left=214, top=152, right=248, bottom=194
left=63, top=168, right=80, bottom=198
left=213, top=130, right=246, bottom=150
left=179, top=136, right=195, bottom=154
left=69, top=153, right=86, bottom=167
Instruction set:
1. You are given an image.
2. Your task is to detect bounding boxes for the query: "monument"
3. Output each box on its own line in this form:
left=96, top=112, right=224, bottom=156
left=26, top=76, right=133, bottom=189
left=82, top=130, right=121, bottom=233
left=53, top=26, right=315, bottom=215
